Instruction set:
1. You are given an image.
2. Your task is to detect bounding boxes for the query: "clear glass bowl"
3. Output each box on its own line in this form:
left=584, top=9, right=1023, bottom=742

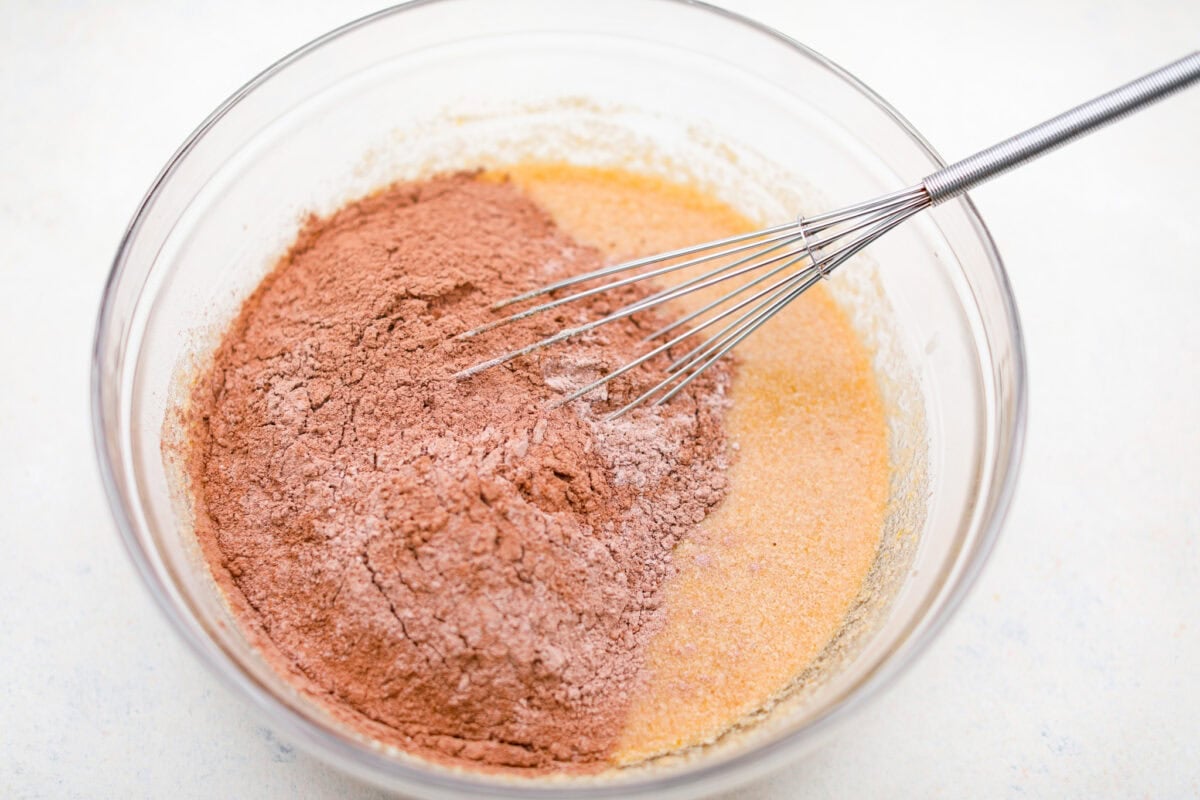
left=91, top=1, right=1026, bottom=797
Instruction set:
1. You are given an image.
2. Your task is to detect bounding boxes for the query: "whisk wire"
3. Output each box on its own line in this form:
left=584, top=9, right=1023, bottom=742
left=621, top=234, right=804, bottom=324
left=554, top=252, right=818, bottom=407
left=647, top=273, right=826, bottom=412
left=644, top=247, right=810, bottom=342
left=454, top=184, right=931, bottom=402
left=660, top=196, right=928, bottom=379
left=606, top=269, right=824, bottom=419
left=454, top=228, right=808, bottom=342
left=665, top=264, right=818, bottom=373
left=647, top=199, right=926, bottom=405
left=492, top=220, right=802, bottom=309
left=640, top=198, right=924, bottom=346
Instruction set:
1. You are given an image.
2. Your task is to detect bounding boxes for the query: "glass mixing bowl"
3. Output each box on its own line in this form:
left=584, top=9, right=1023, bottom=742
left=91, top=1, right=1026, bottom=796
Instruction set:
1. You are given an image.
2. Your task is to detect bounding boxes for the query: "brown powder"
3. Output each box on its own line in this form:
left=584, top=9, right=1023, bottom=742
left=185, top=172, right=733, bottom=771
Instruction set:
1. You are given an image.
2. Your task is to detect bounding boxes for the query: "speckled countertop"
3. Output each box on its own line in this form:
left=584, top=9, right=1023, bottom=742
left=1, top=1, right=1197, bottom=797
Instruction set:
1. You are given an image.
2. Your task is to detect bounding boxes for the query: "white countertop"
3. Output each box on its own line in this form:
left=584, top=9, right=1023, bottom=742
left=2, top=1, right=1197, bottom=797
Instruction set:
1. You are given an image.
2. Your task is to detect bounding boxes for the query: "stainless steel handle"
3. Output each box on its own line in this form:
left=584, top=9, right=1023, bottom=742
left=923, top=52, right=1200, bottom=204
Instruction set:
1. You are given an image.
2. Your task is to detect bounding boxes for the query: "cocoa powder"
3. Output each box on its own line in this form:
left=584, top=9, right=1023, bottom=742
left=186, top=172, right=732, bottom=771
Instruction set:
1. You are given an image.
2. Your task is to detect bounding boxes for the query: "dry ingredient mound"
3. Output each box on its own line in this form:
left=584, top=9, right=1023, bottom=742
left=185, top=172, right=733, bottom=771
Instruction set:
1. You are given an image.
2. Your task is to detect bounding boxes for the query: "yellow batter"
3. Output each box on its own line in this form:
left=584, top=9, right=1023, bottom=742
left=490, top=164, right=890, bottom=763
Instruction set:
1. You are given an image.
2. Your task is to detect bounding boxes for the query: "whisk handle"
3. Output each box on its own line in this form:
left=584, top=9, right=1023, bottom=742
left=923, top=51, right=1200, bottom=204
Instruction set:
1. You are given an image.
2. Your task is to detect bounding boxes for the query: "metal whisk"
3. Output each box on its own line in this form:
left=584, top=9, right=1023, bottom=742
left=457, top=52, right=1200, bottom=418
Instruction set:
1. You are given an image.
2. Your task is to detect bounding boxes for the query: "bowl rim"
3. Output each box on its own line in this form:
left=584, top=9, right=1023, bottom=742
left=91, top=0, right=1027, bottom=795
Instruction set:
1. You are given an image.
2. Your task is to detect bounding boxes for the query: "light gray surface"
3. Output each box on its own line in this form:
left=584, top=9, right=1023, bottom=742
left=1, top=1, right=1197, bottom=798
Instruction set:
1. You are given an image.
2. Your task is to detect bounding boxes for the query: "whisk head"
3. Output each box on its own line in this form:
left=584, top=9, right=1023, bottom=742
left=455, top=184, right=931, bottom=418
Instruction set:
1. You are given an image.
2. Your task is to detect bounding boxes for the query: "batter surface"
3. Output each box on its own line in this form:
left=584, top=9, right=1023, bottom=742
left=497, top=164, right=890, bottom=762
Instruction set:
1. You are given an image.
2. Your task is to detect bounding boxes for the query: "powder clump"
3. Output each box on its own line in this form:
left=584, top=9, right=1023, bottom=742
left=186, top=173, right=732, bottom=770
